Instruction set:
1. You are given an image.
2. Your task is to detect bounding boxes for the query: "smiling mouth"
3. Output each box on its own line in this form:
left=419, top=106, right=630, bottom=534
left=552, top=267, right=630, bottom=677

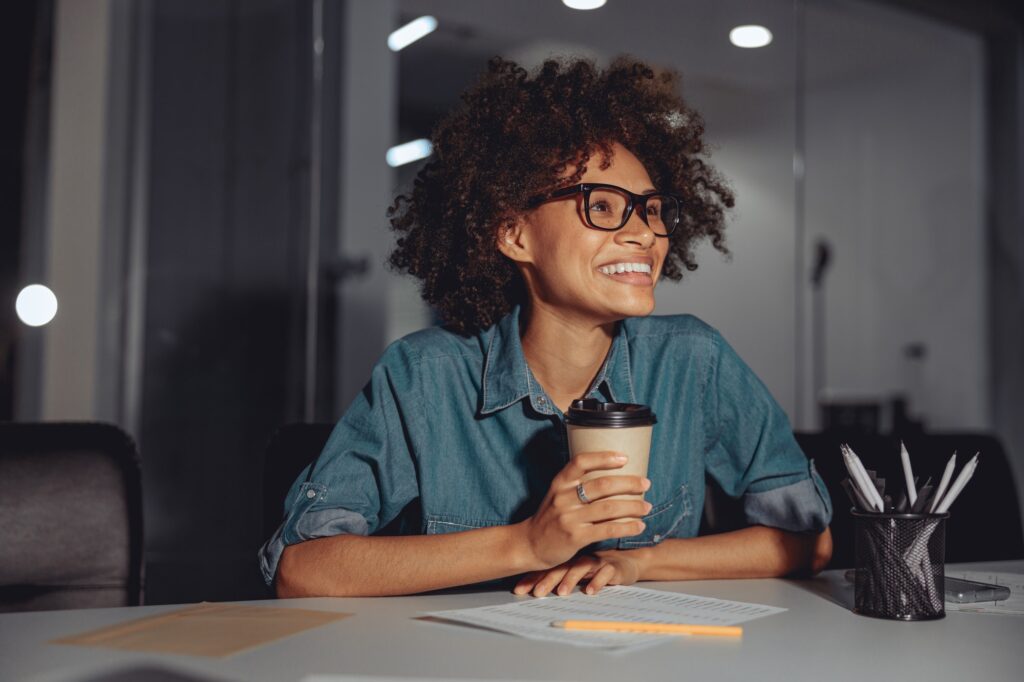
left=598, top=259, right=651, bottom=282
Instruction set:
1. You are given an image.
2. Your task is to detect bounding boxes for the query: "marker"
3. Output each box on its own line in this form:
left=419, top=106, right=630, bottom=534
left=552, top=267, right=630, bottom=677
left=551, top=620, right=743, bottom=637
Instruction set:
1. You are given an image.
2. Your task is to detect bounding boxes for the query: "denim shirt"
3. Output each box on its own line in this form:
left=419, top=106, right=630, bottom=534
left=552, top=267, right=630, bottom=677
left=259, top=307, right=832, bottom=585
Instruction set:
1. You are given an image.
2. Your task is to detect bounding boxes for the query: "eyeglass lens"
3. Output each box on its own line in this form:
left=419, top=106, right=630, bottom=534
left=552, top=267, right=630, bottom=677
left=586, top=187, right=679, bottom=235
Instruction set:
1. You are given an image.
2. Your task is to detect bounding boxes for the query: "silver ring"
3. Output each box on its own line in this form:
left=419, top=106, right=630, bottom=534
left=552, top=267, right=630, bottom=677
left=576, top=482, right=591, bottom=504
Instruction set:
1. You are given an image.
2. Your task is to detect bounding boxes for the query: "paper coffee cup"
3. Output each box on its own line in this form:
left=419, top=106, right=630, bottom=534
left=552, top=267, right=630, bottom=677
left=565, top=399, right=656, bottom=505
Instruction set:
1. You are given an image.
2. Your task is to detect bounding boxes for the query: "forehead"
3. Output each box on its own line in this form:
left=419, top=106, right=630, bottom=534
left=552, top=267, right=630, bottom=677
left=577, top=143, right=655, bottom=191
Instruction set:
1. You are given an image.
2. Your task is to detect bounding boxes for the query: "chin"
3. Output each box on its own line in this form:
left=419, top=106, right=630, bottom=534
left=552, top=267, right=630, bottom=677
left=608, top=298, right=656, bottom=320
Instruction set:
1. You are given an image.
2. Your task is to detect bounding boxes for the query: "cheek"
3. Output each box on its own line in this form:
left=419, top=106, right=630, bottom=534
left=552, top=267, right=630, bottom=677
left=655, top=242, right=670, bottom=274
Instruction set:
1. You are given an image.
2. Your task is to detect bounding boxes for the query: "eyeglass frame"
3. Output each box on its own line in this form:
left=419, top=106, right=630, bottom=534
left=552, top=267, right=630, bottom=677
left=527, top=182, right=682, bottom=237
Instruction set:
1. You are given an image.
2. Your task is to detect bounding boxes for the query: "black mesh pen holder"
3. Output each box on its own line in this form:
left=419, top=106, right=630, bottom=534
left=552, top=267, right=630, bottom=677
left=852, top=509, right=950, bottom=621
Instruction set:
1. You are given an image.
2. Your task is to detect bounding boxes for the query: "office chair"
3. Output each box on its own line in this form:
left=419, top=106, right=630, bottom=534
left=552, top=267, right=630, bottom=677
left=0, top=422, right=144, bottom=612
left=261, top=422, right=335, bottom=544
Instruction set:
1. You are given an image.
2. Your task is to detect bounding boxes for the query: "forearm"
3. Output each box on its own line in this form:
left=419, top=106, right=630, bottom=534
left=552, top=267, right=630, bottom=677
left=633, top=526, right=833, bottom=581
left=276, top=523, right=539, bottom=598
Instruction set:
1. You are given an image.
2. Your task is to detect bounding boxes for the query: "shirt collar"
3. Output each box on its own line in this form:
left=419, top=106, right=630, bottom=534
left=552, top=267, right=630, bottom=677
left=479, top=306, right=637, bottom=416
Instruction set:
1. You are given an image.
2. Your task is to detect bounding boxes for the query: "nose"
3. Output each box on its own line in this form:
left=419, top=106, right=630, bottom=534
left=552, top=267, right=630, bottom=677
left=615, top=205, right=656, bottom=249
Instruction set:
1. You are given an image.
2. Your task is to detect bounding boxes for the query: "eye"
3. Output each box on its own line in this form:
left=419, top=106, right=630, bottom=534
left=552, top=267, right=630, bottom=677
left=591, top=200, right=612, bottom=213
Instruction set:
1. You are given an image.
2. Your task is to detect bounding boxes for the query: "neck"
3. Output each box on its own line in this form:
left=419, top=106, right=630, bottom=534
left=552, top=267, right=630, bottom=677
left=519, top=301, right=615, bottom=406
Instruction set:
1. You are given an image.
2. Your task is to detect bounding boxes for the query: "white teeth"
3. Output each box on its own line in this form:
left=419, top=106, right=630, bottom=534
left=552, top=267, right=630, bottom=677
left=599, top=262, right=652, bottom=276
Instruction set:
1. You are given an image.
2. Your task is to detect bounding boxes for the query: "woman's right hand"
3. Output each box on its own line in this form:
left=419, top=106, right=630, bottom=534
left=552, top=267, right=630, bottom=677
left=518, top=451, right=652, bottom=570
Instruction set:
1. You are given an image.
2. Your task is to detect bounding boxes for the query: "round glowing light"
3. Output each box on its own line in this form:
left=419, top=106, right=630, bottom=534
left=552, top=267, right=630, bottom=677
left=16, top=284, right=58, bottom=327
left=729, top=25, right=773, bottom=49
left=562, top=0, right=607, bottom=10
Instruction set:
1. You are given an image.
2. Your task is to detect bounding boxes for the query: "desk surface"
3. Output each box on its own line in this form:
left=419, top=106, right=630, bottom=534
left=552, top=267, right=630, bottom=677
left=2, top=562, right=1023, bottom=682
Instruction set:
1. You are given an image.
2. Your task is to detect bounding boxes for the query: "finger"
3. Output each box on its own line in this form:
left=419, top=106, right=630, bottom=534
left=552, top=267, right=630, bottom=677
left=587, top=518, right=646, bottom=544
left=532, top=566, right=571, bottom=598
left=513, top=571, right=545, bottom=595
left=577, top=475, right=651, bottom=503
left=556, top=557, right=600, bottom=596
left=585, top=563, right=618, bottom=595
left=577, top=498, right=652, bottom=524
left=558, top=451, right=628, bottom=486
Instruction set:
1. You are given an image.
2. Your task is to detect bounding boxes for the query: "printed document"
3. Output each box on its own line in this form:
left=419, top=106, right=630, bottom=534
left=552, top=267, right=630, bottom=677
left=424, top=586, right=785, bottom=651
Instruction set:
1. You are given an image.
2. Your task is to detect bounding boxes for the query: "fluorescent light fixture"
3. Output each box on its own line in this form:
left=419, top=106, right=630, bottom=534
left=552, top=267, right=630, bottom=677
left=16, top=284, right=58, bottom=327
left=563, top=0, right=607, bottom=9
left=729, top=25, right=773, bottom=48
left=386, top=139, right=433, bottom=167
left=388, top=16, right=438, bottom=51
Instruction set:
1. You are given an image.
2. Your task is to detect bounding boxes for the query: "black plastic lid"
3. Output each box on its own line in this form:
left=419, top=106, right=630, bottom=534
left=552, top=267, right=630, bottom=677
left=565, top=399, right=657, bottom=428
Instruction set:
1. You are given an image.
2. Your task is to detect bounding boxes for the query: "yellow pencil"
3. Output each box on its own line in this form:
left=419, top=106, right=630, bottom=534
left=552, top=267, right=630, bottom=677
left=551, top=620, right=743, bottom=637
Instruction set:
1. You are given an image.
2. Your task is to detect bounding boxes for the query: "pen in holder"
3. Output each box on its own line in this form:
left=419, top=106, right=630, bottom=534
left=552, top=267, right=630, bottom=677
left=851, top=509, right=950, bottom=620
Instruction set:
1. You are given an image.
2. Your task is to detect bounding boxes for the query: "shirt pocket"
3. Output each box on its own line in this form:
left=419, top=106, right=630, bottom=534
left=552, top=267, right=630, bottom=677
left=618, top=483, right=693, bottom=549
left=424, top=513, right=506, bottom=535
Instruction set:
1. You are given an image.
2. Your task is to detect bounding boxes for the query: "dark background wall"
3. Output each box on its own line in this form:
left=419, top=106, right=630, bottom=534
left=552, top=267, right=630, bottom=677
left=0, top=2, right=49, bottom=422
left=140, top=0, right=324, bottom=603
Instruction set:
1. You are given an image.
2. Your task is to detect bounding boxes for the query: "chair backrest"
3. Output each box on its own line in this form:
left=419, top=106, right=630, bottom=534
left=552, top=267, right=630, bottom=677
left=795, top=432, right=1024, bottom=568
left=0, top=422, right=143, bottom=612
left=261, top=423, right=335, bottom=542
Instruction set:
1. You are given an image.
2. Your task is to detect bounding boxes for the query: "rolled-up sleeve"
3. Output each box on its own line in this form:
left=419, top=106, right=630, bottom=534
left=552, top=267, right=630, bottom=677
left=258, top=341, right=421, bottom=586
left=703, top=331, right=832, bottom=533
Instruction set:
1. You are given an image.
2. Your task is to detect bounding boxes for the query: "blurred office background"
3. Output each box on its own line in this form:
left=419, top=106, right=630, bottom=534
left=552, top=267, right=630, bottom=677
left=1, top=0, right=1022, bottom=603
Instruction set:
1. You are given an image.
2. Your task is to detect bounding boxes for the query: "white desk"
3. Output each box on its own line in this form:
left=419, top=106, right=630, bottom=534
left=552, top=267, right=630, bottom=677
left=2, top=562, right=1022, bottom=682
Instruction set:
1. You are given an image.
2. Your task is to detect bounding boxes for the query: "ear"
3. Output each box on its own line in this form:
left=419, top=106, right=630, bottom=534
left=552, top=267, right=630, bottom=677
left=496, top=215, right=534, bottom=265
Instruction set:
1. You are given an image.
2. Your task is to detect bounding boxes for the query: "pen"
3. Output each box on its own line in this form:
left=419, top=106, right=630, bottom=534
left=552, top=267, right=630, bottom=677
left=840, top=448, right=874, bottom=511
left=551, top=620, right=743, bottom=637
left=846, top=445, right=886, bottom=511
left=842, top=444, right=885, bottom=512
left=933, top=453, right=979, bottom=514
left=900, top=441, right=917, bottom=507
left=929, top=452, right=957, bottom=513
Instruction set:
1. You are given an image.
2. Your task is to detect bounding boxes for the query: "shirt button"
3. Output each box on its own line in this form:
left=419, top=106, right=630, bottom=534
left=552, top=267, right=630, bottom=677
left=537, top=396, right=546, bottom=403
left=306, top=490, right=316, bottom=499
left=653, top=534, right=662, bottom=542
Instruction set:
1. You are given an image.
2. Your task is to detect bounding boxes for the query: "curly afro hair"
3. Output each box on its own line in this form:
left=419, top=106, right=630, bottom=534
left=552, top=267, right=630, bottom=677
left=387, top=55, right=734, bottom=336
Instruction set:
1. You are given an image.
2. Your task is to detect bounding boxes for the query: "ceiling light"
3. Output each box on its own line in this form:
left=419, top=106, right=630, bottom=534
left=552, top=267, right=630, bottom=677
left=387, top=16, right=438, bottom=52
left=562, top=0, right=607, bottom=10
left=386, top=139, right=433, bottom=167
left=729, top=25, right=773, bottom=49
left=16, top=284, right=58, bottom=327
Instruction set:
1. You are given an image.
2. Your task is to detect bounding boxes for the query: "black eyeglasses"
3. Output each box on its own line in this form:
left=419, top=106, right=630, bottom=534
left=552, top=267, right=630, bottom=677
left=529, top=183, right=682, bottom=237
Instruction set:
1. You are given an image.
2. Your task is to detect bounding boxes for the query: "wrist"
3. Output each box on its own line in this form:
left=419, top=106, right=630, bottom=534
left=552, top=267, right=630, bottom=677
left=629, top=545, right=656, bottom=579
left=507, top=520, right=545, bottom=573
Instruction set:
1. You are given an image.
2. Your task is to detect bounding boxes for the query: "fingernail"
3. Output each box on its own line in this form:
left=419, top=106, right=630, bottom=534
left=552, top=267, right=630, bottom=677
left=645, top=502, right=653, bottom=512
left=585, top=587, right=593, bottom=595
left=613, top=455, right=628, bottom=463
left=642, top=478, right=651, bottom=490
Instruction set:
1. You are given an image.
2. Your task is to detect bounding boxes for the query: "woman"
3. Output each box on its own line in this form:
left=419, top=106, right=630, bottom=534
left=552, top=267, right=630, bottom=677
left=261, top=57, right=833, bottom=598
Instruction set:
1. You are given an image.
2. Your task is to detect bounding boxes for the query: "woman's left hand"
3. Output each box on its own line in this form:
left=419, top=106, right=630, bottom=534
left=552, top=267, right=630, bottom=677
left=512, top=550, right=643, bottom=597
